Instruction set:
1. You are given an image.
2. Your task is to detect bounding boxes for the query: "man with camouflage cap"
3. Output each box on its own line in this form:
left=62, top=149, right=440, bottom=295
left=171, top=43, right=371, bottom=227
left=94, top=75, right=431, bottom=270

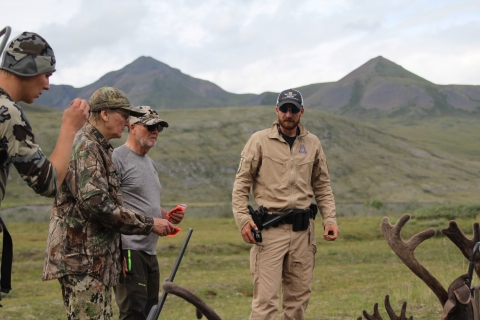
left=0, top=31, right=89, bottom=206
left=113, top=106, right=186, bottom=320
left=0, top=31, right=88, bottom=301
left=43, top=88, right=174, bottom=320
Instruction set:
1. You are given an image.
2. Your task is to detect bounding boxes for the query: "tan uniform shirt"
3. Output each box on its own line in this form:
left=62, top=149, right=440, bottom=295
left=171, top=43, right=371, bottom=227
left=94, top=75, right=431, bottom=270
left=42, top=123, right=154, bottom=287
left=232, top=121, right=337, bottom=231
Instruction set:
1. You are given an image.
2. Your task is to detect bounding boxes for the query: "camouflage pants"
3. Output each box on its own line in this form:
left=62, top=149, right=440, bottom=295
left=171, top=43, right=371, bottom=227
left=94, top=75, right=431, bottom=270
left=59, top=274, right=113, bottom=320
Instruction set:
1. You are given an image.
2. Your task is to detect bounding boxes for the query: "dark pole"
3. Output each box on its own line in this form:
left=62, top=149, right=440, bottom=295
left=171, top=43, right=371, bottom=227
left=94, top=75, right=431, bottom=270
left=146, top=228, right=193, bottom=320
left=467, top=242, right=480, bottom=288
left=0, top=26, right=11, bottom=55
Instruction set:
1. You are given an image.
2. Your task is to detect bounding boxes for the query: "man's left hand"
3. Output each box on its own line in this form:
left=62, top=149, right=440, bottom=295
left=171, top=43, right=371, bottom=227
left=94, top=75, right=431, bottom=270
left=323, top=224, right=339, bottom=241
left=167, top=206, right=186, bottom=224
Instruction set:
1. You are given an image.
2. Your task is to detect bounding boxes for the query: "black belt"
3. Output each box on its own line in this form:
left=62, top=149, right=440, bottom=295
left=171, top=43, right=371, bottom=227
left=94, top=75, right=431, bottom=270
left=263, top=209, right=312, bottom=229
left=264, top=213, right=294, bottom=225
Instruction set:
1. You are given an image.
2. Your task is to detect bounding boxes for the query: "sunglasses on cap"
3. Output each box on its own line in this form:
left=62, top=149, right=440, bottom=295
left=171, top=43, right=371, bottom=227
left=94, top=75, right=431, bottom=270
left=142, top=123, right=164, bottom=132
left=278, top=104, right=302, bottom=114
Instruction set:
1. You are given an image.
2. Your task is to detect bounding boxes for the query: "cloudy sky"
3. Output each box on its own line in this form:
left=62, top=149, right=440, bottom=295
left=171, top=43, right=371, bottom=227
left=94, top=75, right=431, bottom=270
left=1, top=0, right=479, bottom=94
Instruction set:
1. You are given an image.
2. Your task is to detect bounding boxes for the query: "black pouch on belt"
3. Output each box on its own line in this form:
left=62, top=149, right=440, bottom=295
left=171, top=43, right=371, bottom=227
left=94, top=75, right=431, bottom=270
left=292, top=209, right=311, bottom=232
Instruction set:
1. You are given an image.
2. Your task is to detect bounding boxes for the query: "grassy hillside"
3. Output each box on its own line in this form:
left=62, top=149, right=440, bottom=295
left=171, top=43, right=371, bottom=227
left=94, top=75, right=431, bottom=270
left=370, top=116, right=480, bottom=161
left=1, top=105, right=479, bottom=210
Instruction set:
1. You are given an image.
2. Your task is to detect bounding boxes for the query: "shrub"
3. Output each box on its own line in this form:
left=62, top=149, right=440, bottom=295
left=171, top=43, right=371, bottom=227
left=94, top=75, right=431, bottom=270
left=364, top=199, right=384, bottom=210
left=411, top=203, right=480, bottom=220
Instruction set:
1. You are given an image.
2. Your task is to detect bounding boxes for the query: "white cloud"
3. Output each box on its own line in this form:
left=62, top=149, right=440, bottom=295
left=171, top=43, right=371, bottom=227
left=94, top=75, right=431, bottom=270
left=1, top=0, right=479, bottom=93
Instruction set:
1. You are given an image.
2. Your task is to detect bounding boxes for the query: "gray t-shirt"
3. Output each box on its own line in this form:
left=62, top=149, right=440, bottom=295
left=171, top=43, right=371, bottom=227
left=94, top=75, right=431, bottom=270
left=112, top=144, right=162, bottom=255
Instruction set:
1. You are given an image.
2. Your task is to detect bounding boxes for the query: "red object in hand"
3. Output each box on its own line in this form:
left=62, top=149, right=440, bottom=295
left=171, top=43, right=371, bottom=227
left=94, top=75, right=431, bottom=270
left=167, top=227, right=182, bottom=237
left=166, top=204, right=187, bottom=218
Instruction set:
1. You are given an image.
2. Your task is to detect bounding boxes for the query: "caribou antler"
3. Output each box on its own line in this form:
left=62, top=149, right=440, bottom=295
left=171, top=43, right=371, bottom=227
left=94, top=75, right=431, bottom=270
left=381, top=214, right=448, bottom=305
left=441, top=221, right=480, bottom=278
left=162, top=282, right=222, bottom=320
left=357, top=295, right=413, bottom=320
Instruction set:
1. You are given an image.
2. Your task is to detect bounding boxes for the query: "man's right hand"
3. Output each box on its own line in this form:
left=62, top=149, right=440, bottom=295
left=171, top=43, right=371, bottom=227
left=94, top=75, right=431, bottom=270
left=241, top=220, right=258, bottom=244
left=63, top=98, right=89, bottom=132
left=152, top=218, right=175, bottom=237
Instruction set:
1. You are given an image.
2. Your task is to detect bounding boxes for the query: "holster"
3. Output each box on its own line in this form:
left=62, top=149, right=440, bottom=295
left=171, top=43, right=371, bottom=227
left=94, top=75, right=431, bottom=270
left=248, top=205, right=265, bottom=230
left=309, top=203, right=318, bottom=220
left=292, top=209, right=311, bottom=232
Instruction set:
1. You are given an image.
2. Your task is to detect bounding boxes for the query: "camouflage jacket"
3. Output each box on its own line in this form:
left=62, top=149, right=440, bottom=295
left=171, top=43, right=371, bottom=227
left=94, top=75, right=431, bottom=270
left=0, top=87, right=57, bottom=205
left=42, top=123, right=154, bottom=287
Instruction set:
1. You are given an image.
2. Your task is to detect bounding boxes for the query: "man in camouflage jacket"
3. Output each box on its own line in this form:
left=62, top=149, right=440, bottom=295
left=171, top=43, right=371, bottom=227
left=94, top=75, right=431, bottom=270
left=0, top=31, right=89, bottom=206
left=0, top=31, right=88, bottom=302
left=42, top=87, right=173, bottom=320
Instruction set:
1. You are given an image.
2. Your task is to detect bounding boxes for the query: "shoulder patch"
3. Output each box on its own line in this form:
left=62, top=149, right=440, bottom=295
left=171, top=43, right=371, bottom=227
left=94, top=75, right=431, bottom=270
left=237, top=157, right=244, bottom=173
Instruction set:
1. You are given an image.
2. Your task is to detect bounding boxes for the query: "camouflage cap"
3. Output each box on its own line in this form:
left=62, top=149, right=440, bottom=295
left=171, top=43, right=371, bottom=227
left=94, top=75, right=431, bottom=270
left=89, top=87, right=146, bottom=117
left=0, top=32, right=56, bottom=77
left=129, top=106, right=169, bottom=128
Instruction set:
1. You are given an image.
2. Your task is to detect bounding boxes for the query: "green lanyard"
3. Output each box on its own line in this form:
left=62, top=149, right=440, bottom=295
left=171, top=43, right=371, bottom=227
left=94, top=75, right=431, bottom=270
left=128, top=250, right=131, bottom=271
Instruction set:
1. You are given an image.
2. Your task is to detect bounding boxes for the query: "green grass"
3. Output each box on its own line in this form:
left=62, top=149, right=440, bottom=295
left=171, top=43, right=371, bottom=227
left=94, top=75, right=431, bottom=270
left=2, top=212, right=480, bottom=319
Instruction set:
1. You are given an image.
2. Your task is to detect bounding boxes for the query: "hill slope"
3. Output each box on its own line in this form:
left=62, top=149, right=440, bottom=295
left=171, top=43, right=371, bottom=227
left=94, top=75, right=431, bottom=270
left=1, top=105, right=479, bottom=209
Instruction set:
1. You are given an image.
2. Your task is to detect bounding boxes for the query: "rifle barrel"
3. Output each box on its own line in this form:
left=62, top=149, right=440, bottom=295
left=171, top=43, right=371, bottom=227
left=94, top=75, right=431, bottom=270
left=146, top=228, right=193, bottom=320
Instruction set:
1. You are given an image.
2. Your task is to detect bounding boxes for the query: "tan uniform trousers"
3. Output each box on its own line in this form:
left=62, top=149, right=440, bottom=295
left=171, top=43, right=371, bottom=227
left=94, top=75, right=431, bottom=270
left=249, top=219, right=316, bottom=320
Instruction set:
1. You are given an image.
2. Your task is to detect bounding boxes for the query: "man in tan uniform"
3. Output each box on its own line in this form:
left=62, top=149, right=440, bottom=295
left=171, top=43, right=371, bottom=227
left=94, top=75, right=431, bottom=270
left=232, top=88, right=339, bottom=320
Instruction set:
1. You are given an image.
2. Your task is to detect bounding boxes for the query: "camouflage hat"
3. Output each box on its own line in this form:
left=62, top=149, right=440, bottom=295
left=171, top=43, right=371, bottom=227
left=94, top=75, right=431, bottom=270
left=129, top=106, right=169, bottom=128
left=89, top=87, right=146, bottom=117
left=0, top=32, right=56, bottom=77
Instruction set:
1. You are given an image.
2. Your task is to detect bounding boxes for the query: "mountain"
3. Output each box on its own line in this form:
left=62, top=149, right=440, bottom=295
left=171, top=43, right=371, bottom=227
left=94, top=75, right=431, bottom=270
left=36, top=56, right=256, bottom=109
left=35, top=56, right=480, bottom=119
left=300, top=56, right=480, bottom=118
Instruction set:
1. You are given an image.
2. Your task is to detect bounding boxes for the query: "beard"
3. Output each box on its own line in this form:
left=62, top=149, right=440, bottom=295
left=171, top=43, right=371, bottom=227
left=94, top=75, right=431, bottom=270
left=278, top=115, right=300, bottom=131
left=136, top=134, right=157, bottom=148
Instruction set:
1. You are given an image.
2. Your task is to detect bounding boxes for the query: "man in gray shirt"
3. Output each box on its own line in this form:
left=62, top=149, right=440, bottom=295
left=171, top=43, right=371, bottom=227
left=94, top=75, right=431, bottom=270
left=113, top=106, right=186, bottom=320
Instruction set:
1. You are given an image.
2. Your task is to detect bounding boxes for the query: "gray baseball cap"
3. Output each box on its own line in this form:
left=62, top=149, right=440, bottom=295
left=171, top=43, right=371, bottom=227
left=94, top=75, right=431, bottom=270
left=89, top=87, right=146, bottom=117
left=0, top=32, right=56, bottom=77
left=129, top=106, right=169, bottom=128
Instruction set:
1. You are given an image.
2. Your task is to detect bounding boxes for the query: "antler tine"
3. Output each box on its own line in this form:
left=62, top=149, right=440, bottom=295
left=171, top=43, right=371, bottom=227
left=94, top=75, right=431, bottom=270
left=360, top=302, right=384, bottom=320
left=441, top=221, right=480, bottom=278
left=358, top=296, right=413, bottom=320
left=384, top=295, right=413, bottom=320
left=381, top=214, right=448, bottom=306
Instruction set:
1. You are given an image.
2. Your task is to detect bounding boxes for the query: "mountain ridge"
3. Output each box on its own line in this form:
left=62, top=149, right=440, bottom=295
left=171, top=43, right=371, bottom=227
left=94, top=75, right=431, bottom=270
left=35, top=55, right=480, bottom=119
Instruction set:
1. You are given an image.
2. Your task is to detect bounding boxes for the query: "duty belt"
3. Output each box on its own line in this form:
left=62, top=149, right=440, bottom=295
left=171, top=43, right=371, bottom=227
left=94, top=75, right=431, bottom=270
left=263, top=208, right=312, bottom=231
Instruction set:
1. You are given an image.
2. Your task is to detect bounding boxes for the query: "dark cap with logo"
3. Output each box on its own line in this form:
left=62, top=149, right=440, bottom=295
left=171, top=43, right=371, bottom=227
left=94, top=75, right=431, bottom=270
left=89, top=87, right=146, bottom=117
left=276, top=88, right=303, bottom=109
left=0, top=32, right=56, bottom=77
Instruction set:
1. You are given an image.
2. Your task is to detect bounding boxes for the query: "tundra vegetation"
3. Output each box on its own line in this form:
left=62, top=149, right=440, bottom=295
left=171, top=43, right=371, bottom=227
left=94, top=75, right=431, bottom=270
left=1, top=203, right=480, bottom=319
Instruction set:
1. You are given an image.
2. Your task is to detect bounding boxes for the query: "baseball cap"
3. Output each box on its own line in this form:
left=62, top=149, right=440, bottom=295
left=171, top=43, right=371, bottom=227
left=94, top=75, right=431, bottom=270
left=129, top=106, right=169, bottom=128
left=276, top=88, right=303, bottom=109
left=0, top=32, right=56, bottom=77
left=89, top=87, right=146, bottom=117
